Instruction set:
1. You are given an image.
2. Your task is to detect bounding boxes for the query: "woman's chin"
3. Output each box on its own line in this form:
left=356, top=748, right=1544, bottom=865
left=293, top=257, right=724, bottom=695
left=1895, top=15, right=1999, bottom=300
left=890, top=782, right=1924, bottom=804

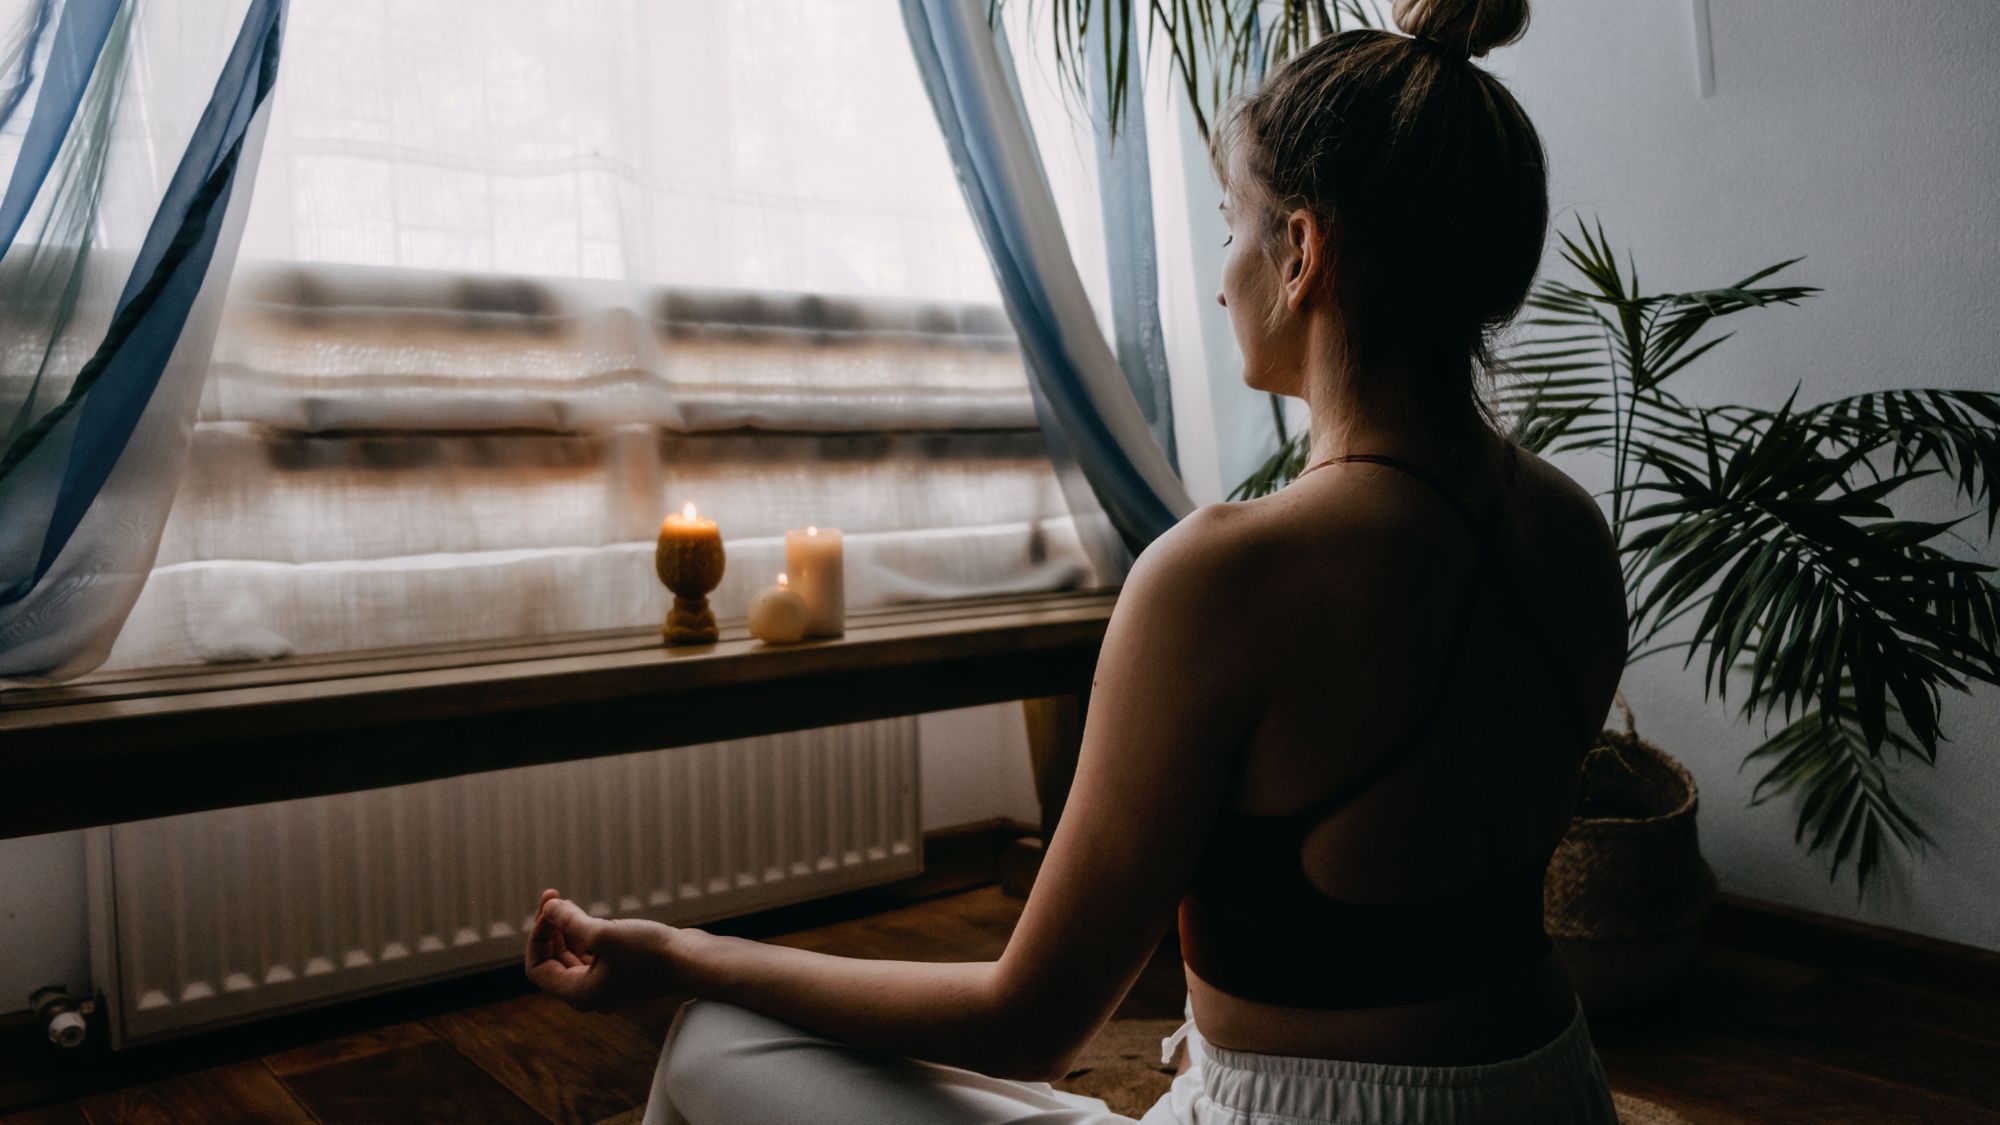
left=1239, top=369, right=1290, bottom=396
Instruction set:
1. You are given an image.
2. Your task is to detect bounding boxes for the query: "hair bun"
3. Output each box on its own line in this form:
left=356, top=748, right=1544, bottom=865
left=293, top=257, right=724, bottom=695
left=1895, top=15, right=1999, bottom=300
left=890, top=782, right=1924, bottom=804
left=1391, top=0, right=1529, bottom=60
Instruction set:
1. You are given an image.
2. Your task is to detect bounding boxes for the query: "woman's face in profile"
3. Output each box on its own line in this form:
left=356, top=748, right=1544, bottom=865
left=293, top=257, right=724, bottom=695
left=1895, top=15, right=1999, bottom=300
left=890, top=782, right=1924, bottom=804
left=1217, top=190, right=1304, bottom=398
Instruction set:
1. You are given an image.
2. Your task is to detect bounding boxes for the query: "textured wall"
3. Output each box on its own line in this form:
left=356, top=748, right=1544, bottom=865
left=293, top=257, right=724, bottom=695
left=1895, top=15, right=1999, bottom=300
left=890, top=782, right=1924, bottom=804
left=1491, top=1, right=2000, bottom=949
left=0, top=832, right=90, bottom=1017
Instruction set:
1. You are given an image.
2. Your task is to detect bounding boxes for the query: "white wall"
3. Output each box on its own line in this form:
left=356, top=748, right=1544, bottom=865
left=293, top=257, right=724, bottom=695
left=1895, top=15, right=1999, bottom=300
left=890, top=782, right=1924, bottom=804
left=0, top=706, right=1040, bottom=1018
left=1486, top=1, right=2000, bottom=950
left=0, top=831, right=91, bottom=1016
left=918, top=703, right=1044, bottom=832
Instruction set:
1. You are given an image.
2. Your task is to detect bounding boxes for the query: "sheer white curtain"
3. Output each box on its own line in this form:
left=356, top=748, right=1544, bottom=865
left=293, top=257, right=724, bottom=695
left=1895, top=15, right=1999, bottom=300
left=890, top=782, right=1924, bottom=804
left=103, top=0, right=1096, bottom=670
left=237, top=0, right=999, bottom=297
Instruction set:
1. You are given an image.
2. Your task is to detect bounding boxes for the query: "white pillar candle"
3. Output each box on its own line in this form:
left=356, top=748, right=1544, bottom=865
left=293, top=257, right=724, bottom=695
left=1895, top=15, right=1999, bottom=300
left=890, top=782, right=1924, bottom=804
left=783, top=525, right=844, bottom=637
left=748, top=574, right=809, bottom=645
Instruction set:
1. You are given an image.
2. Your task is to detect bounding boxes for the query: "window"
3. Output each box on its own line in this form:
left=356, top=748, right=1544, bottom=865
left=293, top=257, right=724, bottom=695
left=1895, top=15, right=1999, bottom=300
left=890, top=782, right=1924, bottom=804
left=104, top=0, right=1095, bottom=670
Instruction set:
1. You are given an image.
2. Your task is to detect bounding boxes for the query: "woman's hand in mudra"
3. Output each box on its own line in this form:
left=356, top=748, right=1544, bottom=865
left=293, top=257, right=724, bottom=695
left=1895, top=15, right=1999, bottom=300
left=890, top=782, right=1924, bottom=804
left=524, top=888, right=684, bottom=1012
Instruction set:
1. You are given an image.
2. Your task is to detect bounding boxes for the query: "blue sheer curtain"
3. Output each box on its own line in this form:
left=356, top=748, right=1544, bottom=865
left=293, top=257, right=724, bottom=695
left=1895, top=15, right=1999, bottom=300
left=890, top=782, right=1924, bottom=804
left=0, top=0, right=287, bottom=681
left=902, top=0, right=1193, bottom=573
left=1085, top=5, right=1177, bottom=476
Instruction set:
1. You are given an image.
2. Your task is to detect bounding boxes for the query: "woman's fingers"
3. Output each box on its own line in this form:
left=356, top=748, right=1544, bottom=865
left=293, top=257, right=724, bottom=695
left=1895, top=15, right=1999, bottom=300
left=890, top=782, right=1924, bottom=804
left=526, top=889, right=585, bottom=975
left=524, top=890, right=618, bottom=1010
left=540, top=897, right=605, bottom=955
left=525, top=957, right=596, bottom=1008
left=526, top=890, right=595, bottom=1007
left=525, top=907, right=561, bottom=974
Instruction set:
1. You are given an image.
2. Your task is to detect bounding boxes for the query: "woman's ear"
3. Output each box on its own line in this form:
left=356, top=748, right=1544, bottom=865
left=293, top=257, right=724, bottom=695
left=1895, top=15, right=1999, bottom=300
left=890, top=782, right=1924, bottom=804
left=1280, top=208, right=1327, bottom=312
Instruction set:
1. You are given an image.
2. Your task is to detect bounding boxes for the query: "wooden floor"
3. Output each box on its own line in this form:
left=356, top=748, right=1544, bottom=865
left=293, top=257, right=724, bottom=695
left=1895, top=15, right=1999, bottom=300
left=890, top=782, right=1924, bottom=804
left=2, top=880, right=1996, bottom=1124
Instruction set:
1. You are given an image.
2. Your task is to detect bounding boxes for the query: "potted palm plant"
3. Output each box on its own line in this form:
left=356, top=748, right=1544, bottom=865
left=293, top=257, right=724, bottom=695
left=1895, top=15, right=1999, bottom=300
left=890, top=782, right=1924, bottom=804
left=1508, top=224, right=1996, bottom=889
left=1510, top=228, right=2000, bottom=1002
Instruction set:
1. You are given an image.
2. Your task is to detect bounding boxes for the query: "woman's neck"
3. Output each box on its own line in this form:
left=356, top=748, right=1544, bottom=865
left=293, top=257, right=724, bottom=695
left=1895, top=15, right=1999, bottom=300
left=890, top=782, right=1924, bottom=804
left=1300, top=359, right=1482, bottom=471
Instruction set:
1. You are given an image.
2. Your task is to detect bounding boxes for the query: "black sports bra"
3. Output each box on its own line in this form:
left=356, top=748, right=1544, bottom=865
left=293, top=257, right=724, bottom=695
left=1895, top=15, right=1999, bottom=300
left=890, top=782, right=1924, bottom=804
left=1178, top=452, right=1561, bottom=1010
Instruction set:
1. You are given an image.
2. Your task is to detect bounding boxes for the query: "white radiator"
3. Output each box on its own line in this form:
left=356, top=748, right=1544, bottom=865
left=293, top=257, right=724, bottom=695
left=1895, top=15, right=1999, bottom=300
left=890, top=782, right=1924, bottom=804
left=85, top=719, right=920, bottom=1046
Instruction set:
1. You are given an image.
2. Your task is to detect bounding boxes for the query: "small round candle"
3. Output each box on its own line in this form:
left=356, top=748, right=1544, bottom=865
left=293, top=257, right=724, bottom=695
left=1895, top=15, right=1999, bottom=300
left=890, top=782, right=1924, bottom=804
left=747, top=573, right=810, bottom=645
left=783, top=525, right=845, bottom=638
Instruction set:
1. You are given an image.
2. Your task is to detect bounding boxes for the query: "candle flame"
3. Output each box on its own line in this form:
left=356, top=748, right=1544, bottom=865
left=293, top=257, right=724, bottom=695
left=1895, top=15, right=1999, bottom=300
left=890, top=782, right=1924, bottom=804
left=683, top=501, right=698, bottom=521
left=777, top=573, right=789, bottom=589
left=806, top=525, right=818, bottom=536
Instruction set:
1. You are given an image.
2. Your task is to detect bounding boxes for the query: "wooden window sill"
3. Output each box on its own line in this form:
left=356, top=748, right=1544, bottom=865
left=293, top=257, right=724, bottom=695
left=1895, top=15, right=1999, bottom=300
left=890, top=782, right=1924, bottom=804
left=0, top=590, right=1115, bottom=839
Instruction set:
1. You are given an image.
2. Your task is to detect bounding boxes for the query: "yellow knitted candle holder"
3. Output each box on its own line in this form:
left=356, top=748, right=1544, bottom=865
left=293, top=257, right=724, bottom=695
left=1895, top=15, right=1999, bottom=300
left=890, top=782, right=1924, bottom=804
left=656, top=504, right=726, bottom=645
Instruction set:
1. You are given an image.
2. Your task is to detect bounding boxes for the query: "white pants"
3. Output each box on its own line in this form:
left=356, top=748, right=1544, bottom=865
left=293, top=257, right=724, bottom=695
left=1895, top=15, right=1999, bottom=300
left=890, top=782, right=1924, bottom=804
left=641, top=999, right=1618, bottom=1125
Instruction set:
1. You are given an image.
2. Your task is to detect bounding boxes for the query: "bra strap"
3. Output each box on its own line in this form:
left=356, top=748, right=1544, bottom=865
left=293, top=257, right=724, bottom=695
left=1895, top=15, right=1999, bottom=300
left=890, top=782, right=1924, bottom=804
left=1279, top=453, right=1493, bottom=824
left=1279, top=446, right=1588, bottom=865
left=1298, top=453, right=1485, bottom=533
left=1284, top=565, right=1485, bottom=824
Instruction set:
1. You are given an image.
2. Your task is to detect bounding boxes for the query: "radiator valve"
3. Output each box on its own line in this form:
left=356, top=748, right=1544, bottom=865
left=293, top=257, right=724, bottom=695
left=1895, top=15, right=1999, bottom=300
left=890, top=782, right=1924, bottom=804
left=30, top=986, right=94, bottom=1049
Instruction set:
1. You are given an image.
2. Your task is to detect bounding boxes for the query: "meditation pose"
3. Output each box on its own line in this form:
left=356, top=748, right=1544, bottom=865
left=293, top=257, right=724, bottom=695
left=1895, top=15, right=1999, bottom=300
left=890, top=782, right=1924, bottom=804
left=525, top=0, right=1626, bottom=1120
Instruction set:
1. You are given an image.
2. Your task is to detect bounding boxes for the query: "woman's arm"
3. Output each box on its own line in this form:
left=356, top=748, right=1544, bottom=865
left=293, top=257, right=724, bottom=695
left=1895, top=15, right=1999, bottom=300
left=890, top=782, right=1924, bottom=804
left=527, top=505, right=1276, bottom=1079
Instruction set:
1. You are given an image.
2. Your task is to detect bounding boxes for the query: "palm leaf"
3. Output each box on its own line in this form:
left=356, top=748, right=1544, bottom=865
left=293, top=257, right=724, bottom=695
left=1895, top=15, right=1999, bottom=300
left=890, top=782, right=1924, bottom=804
left=1746, top=697, right=1932, bottom=888
left=1803, top=389, right=2000, bottom=534
left=1623, top=410, right=2000, bottom=765
left=1229, top=427, right=1309, bottom=500
left=995, top=0, right=1383, bottom=144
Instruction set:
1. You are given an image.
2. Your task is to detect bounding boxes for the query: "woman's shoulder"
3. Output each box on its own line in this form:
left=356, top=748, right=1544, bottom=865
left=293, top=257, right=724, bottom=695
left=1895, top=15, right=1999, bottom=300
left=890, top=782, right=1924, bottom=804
left=1133, top=438, right=1615, bottom=573
left=1504, top=444, right=1615, bottom=548
left=1498, top=444, right=1629, bottom=660
left=1127, top=500, right=1278, bottom=596
left=1135, top=478, right=1455, bottom=612
left=1137, top=444, right=1617, bottom=614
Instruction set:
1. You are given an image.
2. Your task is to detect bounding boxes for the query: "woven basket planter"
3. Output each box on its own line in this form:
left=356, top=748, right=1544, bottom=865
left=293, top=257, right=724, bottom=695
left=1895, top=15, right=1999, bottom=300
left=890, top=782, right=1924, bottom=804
left=1544, top=708, right=1717, bottom=1017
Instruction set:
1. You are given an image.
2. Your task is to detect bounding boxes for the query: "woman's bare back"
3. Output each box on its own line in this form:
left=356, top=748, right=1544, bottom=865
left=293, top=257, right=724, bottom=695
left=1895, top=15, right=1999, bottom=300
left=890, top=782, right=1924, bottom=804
left=1187, top=442, right=1626, bottom=1065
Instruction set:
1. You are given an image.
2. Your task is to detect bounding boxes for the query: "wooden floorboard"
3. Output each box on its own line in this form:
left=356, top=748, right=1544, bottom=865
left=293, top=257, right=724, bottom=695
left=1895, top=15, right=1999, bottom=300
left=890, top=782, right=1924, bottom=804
left=74, top=1060, right=315, bottom=1125
left=425, top=995, right=661, bottom=1125
left=0, top=1107, right=87, bottom=1125
left=1589, top=941, right=2000, bottom=1124
left=6, top=881, right=1997, bottom=1124
left=265, top=1033, right=548, bottom=1125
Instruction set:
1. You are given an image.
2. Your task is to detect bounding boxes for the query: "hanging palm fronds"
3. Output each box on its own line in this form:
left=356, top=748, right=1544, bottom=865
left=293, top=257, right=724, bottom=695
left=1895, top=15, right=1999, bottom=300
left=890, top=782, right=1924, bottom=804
left=1496, top=220, right=2000, bottom=888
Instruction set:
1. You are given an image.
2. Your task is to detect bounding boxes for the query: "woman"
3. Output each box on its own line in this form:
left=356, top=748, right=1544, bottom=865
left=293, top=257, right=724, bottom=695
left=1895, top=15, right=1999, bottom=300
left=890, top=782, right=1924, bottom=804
left=524, top=0, right=1626, bottom=1120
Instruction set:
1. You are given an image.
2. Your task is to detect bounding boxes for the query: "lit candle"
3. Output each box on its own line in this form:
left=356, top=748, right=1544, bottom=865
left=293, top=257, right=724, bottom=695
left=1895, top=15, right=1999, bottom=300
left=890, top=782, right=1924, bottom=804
left=748, top=573, right=810, bottom=645
left=657, top=501, right=725, bottom=645
left=783, top=525, right=844, bottom=637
